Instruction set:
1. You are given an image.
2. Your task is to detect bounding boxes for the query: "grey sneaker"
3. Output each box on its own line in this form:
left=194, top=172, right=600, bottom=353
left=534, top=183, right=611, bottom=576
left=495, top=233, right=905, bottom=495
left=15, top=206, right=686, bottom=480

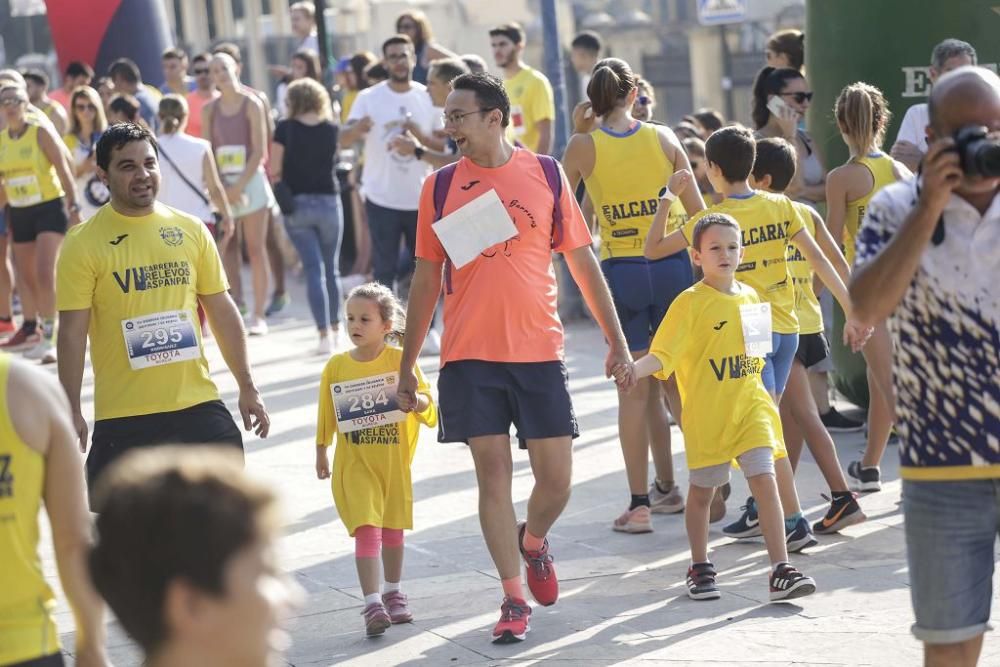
left=649, top=480, right=685, bottom=514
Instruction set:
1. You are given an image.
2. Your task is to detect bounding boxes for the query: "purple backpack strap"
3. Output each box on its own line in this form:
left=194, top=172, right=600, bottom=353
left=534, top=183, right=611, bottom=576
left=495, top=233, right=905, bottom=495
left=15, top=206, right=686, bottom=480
left=432, top=164, right=459, bottom=294
left=536, top=154, right=564, bottom=248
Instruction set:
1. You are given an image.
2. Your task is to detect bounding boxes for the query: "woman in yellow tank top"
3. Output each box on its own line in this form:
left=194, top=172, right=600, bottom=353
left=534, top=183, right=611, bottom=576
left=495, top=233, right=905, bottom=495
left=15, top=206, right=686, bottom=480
left=0, top=83, right=80, bottom=364
left=563, top=58, right=706, bottom=533
left=826, top=82, right=911, bottom=491
left=0, top=354, right=108, bottom=667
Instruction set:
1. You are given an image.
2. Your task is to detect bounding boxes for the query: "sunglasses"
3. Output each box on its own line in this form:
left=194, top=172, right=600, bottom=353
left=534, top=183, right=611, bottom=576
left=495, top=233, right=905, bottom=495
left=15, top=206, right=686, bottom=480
left=193, top=68, right=210, bottom=75
left=779, top=91, right=814, bottom=104
left=75, top=103, right=97, bottom=112
left=0, top=97, right=25, bottom=106
left=636, top=95, right=651, bottom=106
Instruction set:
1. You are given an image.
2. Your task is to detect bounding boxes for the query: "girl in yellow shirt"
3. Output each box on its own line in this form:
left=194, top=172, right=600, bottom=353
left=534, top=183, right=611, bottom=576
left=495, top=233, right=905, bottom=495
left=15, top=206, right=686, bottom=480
left=825, top=83, right=911, bottom=492
left=314, top=283, right=436, bottom=637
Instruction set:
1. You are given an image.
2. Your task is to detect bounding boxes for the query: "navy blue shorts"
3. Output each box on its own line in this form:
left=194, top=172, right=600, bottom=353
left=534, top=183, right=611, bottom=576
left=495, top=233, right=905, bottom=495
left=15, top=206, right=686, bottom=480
left=601, top=252, right=693, bottom=353
left=437, top=360, right=579, bottom=449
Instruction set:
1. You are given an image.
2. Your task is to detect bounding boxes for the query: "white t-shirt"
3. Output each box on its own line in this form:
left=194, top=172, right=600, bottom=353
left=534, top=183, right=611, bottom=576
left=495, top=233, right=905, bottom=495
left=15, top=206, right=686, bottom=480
left=347, top=81, right=436, bottom=210
left=894, top=103, right=929, bottom=153
left=156, top=132, right=214, bottom=223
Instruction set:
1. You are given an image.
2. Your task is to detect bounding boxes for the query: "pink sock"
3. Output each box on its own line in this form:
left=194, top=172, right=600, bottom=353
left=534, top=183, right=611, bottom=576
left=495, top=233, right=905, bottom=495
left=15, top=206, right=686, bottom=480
left=522, top=528, right=544, bottom=553
left=502, top=575, right=525, bottom=601
left=354, top=525, right=382, bottom=558
left=382, top=528, right=404, bottom=548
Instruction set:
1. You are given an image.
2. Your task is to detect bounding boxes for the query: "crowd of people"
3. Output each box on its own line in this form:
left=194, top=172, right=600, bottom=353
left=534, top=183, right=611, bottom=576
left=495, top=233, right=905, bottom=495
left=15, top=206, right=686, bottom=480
left=0, top=6, right=996, bottom=667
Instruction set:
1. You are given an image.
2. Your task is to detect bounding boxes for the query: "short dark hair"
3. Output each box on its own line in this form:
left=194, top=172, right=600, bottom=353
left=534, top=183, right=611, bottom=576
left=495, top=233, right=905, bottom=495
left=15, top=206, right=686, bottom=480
left=692, top=213, right=741, bottom=251
left=212, top=42, right=242, bottom=64
left=89, top=448, right=278, bottom=657
left=766, top=29, right=805, bottom=71
left=752, top=137, right=797, bottom=192
left=108, top=58, right=141, bottom=84
left=382, top=34, right=413, bottom=56
left=489, top=22, right=525, bottom=45
left=461, top=54, right=487, bottom=74
left=705, top=125, right=756, bottom=183
left=364, top=62, right=388, bottom=83
left=65, top=61, right=94, bottom=80
left=571, top=31, right=602, bottom=54
left=429, top=58, right=469, bottom=85
left=96, top=122, right=158, bottom=171
left=452, top=72, right=511, bottom=128
left=192, top=52, right=211, bottom=65
left=931, top=38, right=977, bottom=70
left=161, top=47, right=188, bottom=61
left=693, top=108, right=725, bottom=134
left=21, top=68, right=48, bottom=88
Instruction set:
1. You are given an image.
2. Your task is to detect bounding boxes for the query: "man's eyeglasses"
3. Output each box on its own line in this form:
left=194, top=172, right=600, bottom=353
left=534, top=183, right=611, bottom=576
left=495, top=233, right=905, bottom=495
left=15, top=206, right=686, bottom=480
left=193, top=68, right=210, bottom=75
left=0, top=97, right=25, bottom=107
left=442, top=108, right=495, bottom=126
left=779, top=91, right=814, bottom=104
left=636, top=96, right=651, bottom=106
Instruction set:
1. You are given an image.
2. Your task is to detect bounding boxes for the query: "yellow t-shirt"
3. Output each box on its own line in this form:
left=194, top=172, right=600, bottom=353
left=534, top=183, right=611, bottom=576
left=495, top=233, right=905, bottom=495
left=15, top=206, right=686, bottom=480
left=683, top=191, right=805, bottom=334
left=316, top=346, right=437, bottom=535
left=504, top=66, right=554, bottom=152
left=0, top=122, right=64, bottom=208
left=845, top=152, right=898, bottom=266
left=0, top=355, right=60, bottom=665
left=56, top=202, right=228, bottom=420
left=650, top=281, right=783, bottom=469
left=786, top=201, right=824, bottom=335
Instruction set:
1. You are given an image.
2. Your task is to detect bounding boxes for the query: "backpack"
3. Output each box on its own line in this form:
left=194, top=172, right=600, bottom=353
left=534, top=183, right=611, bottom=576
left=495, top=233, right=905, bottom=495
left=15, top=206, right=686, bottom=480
left=431, top=153, right=564, bottom=294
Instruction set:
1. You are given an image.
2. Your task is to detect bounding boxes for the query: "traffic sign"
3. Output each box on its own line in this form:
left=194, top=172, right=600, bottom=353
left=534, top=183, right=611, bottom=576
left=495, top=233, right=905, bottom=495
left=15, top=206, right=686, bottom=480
left=697, top=0, right=747, bottom=26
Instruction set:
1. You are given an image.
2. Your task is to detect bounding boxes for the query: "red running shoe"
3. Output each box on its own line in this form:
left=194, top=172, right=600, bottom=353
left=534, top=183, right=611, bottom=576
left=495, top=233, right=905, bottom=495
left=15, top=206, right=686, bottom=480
left=517, top=522, right=558, bottom=606
left=0, top=319, right=15, bottom=339
left=0, top=327, right=39, bottom=352
left=492, top=595, right=531, bottom=644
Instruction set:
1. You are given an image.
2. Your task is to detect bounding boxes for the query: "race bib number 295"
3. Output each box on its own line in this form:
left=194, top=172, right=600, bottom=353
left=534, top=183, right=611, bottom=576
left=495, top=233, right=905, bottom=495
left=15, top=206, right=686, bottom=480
left=122, top=310, right=200, bottom=369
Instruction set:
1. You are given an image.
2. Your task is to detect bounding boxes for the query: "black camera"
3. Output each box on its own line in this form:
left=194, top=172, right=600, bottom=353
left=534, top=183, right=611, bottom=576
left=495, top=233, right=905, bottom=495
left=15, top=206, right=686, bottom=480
left=954, top=125, right=1000, bottom=178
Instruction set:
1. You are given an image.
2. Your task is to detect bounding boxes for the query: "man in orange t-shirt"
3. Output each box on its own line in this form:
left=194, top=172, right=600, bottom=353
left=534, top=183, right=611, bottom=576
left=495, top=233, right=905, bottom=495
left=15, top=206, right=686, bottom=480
left=397, top=72, right=631, bottom=645
left=185, top=52, right=219, bottom=138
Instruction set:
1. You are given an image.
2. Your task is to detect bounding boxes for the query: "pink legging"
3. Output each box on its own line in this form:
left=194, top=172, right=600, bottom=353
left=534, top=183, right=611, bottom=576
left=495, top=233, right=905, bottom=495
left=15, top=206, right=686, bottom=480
left=354, top=525, right=404, bottom=558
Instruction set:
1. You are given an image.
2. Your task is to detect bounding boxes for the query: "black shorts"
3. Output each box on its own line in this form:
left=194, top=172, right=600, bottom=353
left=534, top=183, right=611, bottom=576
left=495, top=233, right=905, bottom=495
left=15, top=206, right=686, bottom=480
left=7, top=653, right=64, bottom=667
left=86, top=400, right=243, bottom=503
left=437, top=360, right=579, bottom=449
left=795, top=332, right=831, bottom=370
left=9, top=198, right=68, bottom=243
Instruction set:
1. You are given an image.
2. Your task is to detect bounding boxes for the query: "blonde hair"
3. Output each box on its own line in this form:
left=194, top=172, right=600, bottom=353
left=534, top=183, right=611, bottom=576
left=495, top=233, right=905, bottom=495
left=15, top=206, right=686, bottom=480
left=347, top=282, right=405, bottom=343
left=835, top=82, right=892, bottom=156
left=69, top=85, right=108, bottom=136
left=157, top=94, right=188, bottom=134
left=285, top=77, right=331, bottom=121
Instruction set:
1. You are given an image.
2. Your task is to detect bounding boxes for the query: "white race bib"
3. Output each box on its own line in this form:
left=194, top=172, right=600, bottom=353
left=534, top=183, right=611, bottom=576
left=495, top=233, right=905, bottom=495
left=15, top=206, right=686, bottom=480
left=6, top=173, right=42, bottom=207
left=739, top=302, right=773, bottom=358
left=122, top=310, right=201, bottom=370
left=331, top=372, right=405, bottom=434
left=216, top=145, right=247, bottom=178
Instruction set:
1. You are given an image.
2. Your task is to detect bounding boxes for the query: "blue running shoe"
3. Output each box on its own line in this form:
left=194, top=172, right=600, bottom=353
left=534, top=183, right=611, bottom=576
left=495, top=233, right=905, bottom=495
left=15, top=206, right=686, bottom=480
left=722, top=497, right=762, bottom=538
left=786, top=516, right=819, bottom=553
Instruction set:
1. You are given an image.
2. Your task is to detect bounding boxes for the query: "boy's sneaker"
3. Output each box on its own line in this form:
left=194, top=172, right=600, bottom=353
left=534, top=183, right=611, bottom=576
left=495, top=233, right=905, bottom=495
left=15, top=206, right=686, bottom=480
left=612, top=504, right=653, bottom=533
left=362, top=602, right=391, bottom=637
left=381, top=591, right=413, bottom=624
left=710, top=482, right=731, bottom=523
left=492, top=595, right=531, bottom=644
left=686, top=562, right=722, bottom=600
left=722, top=496, right=762, bottom=538
left=820, top=407, right=864, bottom=432
left=785, top=516, right=819, bottom=553
left=847, top=461, right=882, bottom=492
left=649, top=481, right=685, bottom=514
left=0, top=327, right=40, bottom=352
left=769, top=563, right=816, bottom=601
left=517, top=522, right=559, bottom=606
left=813, top=493, right=867, bottom=535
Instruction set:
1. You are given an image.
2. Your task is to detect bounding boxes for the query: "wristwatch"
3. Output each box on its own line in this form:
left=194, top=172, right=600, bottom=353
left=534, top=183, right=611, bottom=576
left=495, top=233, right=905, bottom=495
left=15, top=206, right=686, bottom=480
left=657, top=186, right=677, bottom=202
left=414, top=146, right=426, bottom=161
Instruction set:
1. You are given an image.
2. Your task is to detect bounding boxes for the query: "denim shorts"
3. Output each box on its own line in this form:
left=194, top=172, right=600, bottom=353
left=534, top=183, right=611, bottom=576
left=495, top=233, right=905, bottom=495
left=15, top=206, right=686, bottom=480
left=903, top=478, right=999, bottom=644
left=437, top=360, right=579, bottom=449
left=601, top=253, right=693, bottom=353
left=688, top=446, right=775, bottom=488
left=761, top=332, right=799, bottom=395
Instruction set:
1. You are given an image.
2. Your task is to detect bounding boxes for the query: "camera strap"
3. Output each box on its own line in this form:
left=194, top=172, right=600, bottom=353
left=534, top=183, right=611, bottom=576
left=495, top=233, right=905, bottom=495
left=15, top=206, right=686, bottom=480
left=913, top=171, right=946, bottom=246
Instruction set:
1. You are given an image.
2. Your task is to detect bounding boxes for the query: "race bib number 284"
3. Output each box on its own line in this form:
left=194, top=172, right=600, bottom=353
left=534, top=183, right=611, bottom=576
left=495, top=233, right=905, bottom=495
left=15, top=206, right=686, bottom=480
left=331, top=372, right=405, bottom=434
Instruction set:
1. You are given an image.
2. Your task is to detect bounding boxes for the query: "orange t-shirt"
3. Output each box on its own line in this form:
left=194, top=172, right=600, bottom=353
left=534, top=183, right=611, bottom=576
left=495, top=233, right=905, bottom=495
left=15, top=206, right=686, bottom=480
left=185, top=90, right=219, bottom=138
left=416, top=149, right=593, bottom=366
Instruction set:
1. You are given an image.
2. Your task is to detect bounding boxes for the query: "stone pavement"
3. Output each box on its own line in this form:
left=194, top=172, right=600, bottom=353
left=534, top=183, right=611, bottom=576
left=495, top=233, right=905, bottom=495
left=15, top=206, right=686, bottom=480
left=41, top=281, right=999, bottom=666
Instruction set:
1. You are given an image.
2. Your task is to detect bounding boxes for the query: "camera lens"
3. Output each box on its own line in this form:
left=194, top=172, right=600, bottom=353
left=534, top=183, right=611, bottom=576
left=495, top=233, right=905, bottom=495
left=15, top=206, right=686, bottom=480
left=972, top=139, right=1000, bottom=178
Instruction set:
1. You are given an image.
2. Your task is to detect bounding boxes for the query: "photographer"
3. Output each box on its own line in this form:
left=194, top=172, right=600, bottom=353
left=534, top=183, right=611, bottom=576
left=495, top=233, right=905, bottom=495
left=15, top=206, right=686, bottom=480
left=851, top=66, right=1000, bottom=667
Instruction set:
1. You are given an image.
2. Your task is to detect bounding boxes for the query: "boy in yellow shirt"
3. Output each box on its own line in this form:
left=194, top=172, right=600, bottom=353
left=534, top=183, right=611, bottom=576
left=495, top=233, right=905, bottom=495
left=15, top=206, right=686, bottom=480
left=616, top=213, right=816, bottom=601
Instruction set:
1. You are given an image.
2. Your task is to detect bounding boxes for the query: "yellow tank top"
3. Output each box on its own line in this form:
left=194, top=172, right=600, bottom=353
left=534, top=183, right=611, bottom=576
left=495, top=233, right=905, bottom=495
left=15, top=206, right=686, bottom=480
left=844, top=152, right=896, bottom=265
left=585, top=123, right=687, bottom=260
left=0, top=354, right=59, bottom=664
left=0, top=123, right=64, bottom=208
left=786, top=202, right=824, bottom=335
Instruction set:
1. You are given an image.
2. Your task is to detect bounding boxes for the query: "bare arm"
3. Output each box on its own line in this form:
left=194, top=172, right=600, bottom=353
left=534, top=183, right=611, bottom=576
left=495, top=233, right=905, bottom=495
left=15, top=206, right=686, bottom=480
left=396, top=259, right=443, bottom=412
left=563, top=245, right=632, bottom=378
left=534, top=119, right=553, bottom=155
left=11, top=363, right=108, bottom=665
left=231, top=97, right=266, bottom=193
left=339, top=118, right=371, bottom=147
left=791, top=229, right=852, bottom=317
left=560, top=132, right=594, bottom=191
left=199, top=290, right=269, bottom=437
left=39, top=126, right=79, bottom=211
left=202, top=150, right=234, bottom=245
left=56, top=308, right=91, bottom=451
left=824, top=167, right=850, bottom=256
left=657, top=127, right=707, bottom=216
left=808, top=206, right=850, bottom=290
left=389, top=133, right=457, bottom=169
left=201, top=100, right=214, bottom=142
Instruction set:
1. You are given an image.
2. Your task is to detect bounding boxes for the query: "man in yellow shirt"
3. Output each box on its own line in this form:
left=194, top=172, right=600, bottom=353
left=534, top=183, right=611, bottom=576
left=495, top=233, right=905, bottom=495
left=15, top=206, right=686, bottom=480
left=56, top=123, right=270, bottom=498
left=489, top=22, right=555, bottom=154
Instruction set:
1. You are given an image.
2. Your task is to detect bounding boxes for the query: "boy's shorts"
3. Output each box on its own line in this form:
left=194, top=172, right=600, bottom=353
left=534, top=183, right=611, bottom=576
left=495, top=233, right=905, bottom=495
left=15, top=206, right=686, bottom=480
left=437, top=360, right=579, bottom=449
left=689, top=446, right=775, bottom=488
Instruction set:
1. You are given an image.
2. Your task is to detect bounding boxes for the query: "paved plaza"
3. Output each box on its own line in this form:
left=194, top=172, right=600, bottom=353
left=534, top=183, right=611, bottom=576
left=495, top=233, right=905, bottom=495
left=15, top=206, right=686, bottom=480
left=42, top=281, right=1000, bottom=666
